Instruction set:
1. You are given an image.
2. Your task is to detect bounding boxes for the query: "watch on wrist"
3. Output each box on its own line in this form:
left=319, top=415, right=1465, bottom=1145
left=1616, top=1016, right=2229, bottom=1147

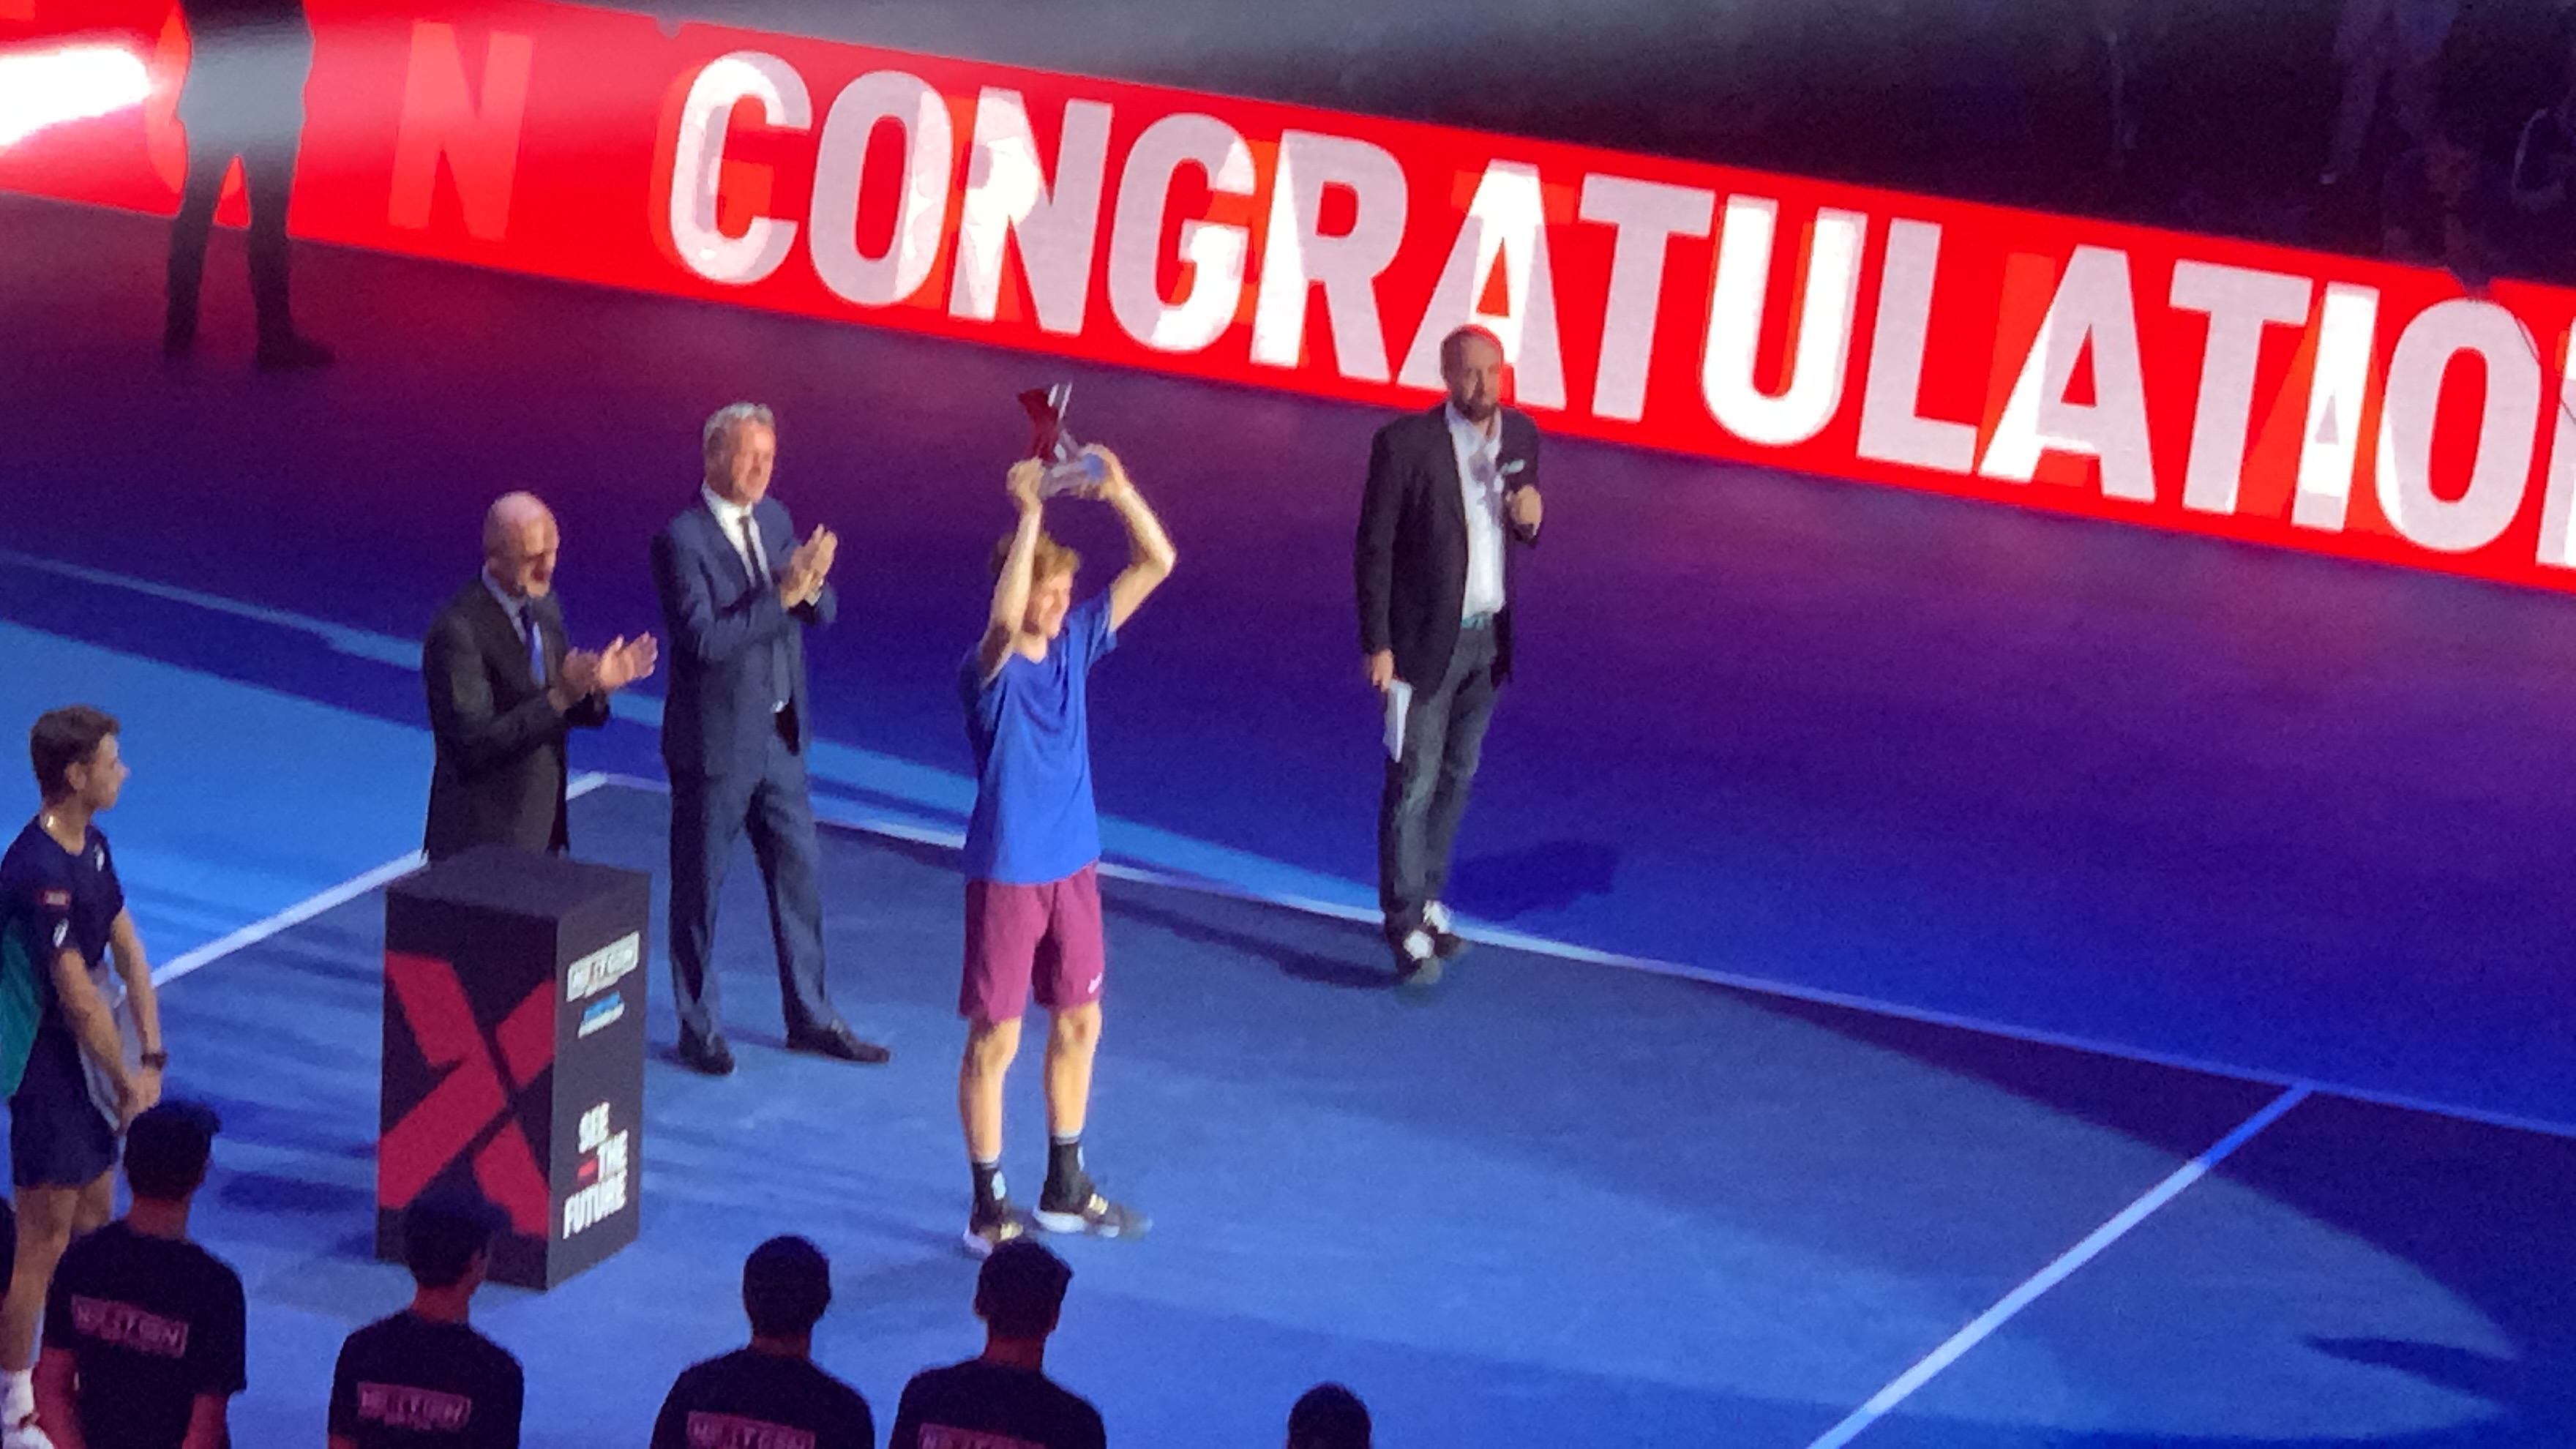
left=140, top=1050, right=168, bottom=1070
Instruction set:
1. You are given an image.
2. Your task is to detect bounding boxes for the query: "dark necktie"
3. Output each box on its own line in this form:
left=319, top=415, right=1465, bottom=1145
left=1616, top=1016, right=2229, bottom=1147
left=517, top=604, right=544, bottom=683
left=740, top=513, right=791, bottom=714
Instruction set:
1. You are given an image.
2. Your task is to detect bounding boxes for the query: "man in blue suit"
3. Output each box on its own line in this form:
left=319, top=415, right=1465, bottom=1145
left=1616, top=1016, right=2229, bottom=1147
left=651, top=403, right=888, bottom=1076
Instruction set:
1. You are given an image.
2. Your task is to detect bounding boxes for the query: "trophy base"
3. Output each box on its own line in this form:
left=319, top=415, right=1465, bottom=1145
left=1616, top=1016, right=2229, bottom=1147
left=1039, top=452, right=1106, bottom=498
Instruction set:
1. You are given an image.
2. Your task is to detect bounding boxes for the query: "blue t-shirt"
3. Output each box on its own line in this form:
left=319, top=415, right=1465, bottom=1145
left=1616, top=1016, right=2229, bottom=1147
left=0, top=817, right=121, bottom=1019
left=961, top=593, right=1116, bottom=885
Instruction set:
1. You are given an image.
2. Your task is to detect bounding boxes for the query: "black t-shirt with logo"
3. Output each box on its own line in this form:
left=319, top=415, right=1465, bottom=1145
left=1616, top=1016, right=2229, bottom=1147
left=651, top=1348, right=875, bottom=1449
left=42, top=1221, right=247, bottom=1449
left=889, top=1360, right=1105, bottom=1449
left=328, top=1311, right=524, bottom=1449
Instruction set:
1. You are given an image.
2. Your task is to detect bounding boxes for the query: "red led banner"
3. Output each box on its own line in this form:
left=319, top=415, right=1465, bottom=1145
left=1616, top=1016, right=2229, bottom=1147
left=8, top=0, right=2576, bottom=591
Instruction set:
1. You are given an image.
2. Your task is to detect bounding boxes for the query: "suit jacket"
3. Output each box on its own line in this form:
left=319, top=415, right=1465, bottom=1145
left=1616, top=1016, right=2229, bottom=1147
left=651, top=495, right=838, bottom=781
left=1355, top=403, right=1543, bottom=687
left=421, top=580, right=609, bottom=859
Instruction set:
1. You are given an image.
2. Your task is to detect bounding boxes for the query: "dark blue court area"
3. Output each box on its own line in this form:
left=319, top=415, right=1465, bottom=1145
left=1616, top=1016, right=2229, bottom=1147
left=151, top=785, right=2576, bottom=1448
left=6, top=181, right=2576, bottom=1445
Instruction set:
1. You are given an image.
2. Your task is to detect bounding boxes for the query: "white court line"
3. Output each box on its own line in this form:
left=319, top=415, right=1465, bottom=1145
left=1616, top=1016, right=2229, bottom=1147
left=0, top=547, right=418, bottom=665
left=597, top=773, right=2576, bottom=1142
left=151, top=853, right=420, bottom=986
left=15, top=549, right=2566, bottom=1136
left=149, top=774, right=612, bottom=986
left=1800, top=1084, right=2314, bottom=1449
left=616, top=771, right=1530, bottom=931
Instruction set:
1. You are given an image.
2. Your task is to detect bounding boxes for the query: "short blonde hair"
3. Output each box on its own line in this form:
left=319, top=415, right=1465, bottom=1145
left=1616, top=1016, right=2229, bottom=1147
left=990, top=531, right=1080, bottom=580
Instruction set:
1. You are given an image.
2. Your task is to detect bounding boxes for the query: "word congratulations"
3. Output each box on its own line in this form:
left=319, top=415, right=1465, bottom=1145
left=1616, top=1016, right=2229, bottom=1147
left=5, top=0, right=2575, bottom=588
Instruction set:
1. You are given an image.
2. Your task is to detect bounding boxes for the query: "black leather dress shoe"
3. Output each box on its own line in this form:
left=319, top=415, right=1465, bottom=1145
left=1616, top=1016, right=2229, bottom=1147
left=785, top=1021, right=892, bottom=1065
left=676, top=1031, right=735, bottom=1077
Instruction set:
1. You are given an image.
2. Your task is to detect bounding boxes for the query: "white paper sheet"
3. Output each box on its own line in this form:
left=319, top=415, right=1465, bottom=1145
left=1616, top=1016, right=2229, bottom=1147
left=1382, top=679, right=1412, bottom=762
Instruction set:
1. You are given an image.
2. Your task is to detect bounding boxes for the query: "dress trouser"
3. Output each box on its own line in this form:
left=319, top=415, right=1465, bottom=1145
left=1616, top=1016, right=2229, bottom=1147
left=667, top=719, right=836, bottom=1042
left=1377, top=621, right=1499, bottom=940
left=168, top=70, right=307, bottom=344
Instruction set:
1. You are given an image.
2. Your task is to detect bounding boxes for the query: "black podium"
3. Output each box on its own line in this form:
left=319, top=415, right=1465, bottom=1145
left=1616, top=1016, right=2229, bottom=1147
left=378, top=846, right=649, bottom=1289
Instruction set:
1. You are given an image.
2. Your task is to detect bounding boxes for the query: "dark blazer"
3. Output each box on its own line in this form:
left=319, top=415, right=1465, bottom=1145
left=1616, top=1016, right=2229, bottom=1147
left=651, top=495, right=837, bottom=780
left=421, top=580, right=608, bottom=860
left=1356, top=404, right=1543, bottom=687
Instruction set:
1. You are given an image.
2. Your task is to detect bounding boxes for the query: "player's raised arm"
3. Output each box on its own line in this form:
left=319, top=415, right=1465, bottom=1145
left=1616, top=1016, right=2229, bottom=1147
left=980, top=461, right=1048, bottom=681
left=1087, top=449, right=1176, bottom=632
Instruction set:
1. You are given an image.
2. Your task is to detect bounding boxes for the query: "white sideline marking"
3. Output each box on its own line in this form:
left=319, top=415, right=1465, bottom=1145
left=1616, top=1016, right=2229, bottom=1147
left=150, top=774, right=611, bottom=986
left=0, top=547, right=419, bottom=666
left=20, top=538, right=2558, bottom=1139
left=152, top=853, right=420, bottom=986
left=596, top=771, right=2575, bottom=1142
left=1800, top=1084, right=2314, bottom=1449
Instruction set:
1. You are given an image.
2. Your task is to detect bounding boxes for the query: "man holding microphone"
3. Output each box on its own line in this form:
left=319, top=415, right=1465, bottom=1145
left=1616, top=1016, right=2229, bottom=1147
left=1355, top=326, right=1545, bottom=988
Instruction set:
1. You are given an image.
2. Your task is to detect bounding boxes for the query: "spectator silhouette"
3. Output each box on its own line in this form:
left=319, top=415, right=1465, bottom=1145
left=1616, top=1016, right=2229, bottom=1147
left=889, top=1239, right=1104, bottom=1449
left=2384, top=127, right=2513, bottom=288
left=1286, top=1384, right=1371, bottom=1449
left=2324, top=0, right=2457, bottom=187
left=651, top=1237, right=874, bottom=1449
left=328, top=1194, right=522, bottom=1449
left=2071, top=0, right=2160, bottom=176
left=31, top=1101, right=244, bottom=1449
left=166, top=0, right=331, bottom=368
left=2510, top=57, right=2576, bottom=281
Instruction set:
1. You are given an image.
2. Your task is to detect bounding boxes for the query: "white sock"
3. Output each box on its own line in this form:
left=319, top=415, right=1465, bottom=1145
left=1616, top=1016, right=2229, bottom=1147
left=1423, top=901, right=1452, bottom=934
left=1, top=1368, right=31, bottom=1420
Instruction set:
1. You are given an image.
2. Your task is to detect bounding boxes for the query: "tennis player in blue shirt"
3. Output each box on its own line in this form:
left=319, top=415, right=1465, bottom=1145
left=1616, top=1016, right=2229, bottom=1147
left=956, top=449, right=1175, bottom=1256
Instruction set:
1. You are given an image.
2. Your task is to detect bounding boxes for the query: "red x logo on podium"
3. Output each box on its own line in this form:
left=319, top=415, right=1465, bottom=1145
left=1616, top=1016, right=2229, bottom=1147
left=380, top=951, right=557, bottom=1236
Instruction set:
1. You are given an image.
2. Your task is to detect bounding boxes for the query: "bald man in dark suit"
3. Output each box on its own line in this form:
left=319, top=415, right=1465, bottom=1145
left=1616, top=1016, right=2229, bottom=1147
left=422, top=494, right=656, bottom=860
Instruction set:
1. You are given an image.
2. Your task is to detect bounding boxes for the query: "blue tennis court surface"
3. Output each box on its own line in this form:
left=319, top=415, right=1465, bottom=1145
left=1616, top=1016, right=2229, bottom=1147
left=12, top=190, right=2576, bottom=1131
left=7, top=185, right=2576, bottom=1445
left=138, top=785, right=2572, bottom=1447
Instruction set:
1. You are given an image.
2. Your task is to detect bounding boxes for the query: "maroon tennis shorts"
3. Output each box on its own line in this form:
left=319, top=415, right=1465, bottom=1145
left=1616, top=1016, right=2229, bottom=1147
left=961, top=864, right=1107, bottom=1023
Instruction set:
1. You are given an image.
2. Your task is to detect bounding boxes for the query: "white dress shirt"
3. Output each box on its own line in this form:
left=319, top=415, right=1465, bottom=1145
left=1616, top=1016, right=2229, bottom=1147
left=701, top=484, right=795, bottom=712
left=701, top=484, right=771, bottom=583
left=1446, top=403, right=1508, bottom=619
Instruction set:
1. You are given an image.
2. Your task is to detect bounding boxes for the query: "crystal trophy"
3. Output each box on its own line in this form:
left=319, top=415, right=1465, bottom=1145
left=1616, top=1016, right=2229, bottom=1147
left=1018, top=382, right=1108, bottom=498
